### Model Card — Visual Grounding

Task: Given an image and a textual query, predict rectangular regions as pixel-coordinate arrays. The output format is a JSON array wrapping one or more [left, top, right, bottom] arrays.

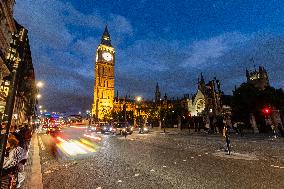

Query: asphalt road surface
[[38, 125, 284, 189]]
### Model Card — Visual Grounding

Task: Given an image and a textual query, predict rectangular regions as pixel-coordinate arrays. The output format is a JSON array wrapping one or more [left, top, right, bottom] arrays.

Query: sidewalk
[[21, 134, 43, 189]]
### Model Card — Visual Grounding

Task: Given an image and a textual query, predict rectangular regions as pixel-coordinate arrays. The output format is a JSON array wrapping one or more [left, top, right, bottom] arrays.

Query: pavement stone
[[21, 134, 43, 189]]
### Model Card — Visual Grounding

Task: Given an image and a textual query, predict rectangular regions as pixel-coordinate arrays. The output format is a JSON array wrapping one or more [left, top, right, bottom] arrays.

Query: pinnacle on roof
[[101, 25, 112, 46]]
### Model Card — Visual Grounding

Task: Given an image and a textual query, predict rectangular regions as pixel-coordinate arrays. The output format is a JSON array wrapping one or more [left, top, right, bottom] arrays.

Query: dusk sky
[[14, 0, 284, 113]]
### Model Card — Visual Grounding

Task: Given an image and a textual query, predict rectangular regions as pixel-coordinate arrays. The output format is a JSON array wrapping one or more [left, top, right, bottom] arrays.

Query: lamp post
[[135, 96, 142, 130], [0, 28, 28, 179]]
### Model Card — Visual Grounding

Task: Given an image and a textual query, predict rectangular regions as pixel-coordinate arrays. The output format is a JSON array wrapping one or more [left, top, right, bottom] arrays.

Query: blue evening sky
[[14, 0, 284, 112]]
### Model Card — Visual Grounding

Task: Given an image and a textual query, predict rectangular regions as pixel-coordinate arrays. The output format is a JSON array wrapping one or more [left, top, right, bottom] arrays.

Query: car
[[87, 125, 97, 132], [46, 125, 62, 135], [99, 122, 115, 134], [88, 122, 115, 134], [113, 122, 133, 135], [138, 125, 150, 134]]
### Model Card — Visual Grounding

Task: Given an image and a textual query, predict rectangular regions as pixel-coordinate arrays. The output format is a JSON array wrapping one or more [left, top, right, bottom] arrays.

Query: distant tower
[[155, 83, 161, 103], [246, 66, 269, 90], [92, 26, 115, 120], [198, 73, 206, 93]]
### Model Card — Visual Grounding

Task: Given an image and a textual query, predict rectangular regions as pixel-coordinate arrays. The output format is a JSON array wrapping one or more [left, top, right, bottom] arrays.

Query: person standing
[[223, 115, 231, 155]]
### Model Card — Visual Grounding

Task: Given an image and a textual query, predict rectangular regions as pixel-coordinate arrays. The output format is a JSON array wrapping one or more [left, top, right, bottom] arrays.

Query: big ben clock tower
[[92, 26, 115, 120]]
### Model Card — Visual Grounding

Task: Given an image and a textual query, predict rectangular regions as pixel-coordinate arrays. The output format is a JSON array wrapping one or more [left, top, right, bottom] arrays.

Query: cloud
[[13, 0, 284, 112], [14, 0, 133, 112], [182, 32, 248, 68], [115, 32, 284, 99]]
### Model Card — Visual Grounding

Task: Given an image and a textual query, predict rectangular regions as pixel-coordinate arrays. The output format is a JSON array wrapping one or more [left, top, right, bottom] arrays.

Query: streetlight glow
[[36, 94, 42, 99], [36, 81, 44, 88], [39, 105, 42, 109], [136, 96, 142, 102]]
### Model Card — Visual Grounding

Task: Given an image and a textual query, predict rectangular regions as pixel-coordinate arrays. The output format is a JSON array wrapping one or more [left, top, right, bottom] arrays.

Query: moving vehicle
[[138, 125, 150, 134], [87, 122, 115, 134], [113, 122, 133, 135], [99, 122, 115, 134]]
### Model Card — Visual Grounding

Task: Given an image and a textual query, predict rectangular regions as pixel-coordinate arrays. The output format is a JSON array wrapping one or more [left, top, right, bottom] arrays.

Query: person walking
[[271, 123, 277, 138], [223, 116, 231, 155]]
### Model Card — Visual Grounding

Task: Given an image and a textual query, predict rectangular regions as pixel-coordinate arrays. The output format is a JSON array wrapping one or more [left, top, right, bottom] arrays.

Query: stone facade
[[246, 66, 269, 90], [0, 0, 16, 115], [92, 26, 115, 120]]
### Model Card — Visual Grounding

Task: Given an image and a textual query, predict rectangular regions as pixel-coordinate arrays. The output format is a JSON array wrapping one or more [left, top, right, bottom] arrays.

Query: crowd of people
[[1, 123, 33, 188]]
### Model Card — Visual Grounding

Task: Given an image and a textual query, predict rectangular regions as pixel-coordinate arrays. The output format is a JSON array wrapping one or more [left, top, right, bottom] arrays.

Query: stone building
[[0, 1, 37, 125], [92, 26, 115, 120], [186, 73, 223, 117], [0, 0, 16, 114], [246, 66, 269, 90], [12, 22, 37, 124]]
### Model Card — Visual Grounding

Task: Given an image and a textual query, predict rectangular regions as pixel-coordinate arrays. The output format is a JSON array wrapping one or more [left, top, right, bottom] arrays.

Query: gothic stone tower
[[246, 66, 269, 90], [155, 83, 161, 103], [92, 26, 115, 120]]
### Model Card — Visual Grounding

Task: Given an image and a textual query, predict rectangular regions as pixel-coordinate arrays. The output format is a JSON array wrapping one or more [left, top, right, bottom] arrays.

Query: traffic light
[[262, 107, 271, 116]]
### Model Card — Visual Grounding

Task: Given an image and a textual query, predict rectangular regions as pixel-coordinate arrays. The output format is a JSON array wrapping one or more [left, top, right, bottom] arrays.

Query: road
[[37, 125, 284, 189]]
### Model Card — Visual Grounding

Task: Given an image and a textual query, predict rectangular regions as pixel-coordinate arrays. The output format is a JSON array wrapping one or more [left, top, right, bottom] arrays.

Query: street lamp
[[36, 81, 44, 88], [36, 94, 41, 99], [136, 96, 142, 102], [39, 105, 42, 109], [135, 96, 142, 130]]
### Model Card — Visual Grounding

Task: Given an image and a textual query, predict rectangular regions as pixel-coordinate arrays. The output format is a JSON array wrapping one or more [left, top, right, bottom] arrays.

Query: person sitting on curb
[[2, 135, 24, 176]]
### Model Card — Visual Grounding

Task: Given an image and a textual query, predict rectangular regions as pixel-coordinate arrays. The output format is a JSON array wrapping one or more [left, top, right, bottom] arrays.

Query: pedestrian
[[277, 123, 284, 137], [223, 116, 231, 155], [271, 124, 277, 138]]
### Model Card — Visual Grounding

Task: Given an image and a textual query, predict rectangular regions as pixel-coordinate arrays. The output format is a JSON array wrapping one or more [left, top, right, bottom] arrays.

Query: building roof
[[100, 25, 112, 46]]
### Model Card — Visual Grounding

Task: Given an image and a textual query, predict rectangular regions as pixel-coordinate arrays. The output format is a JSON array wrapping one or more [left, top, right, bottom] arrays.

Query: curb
[[30, 134, 43, 189]]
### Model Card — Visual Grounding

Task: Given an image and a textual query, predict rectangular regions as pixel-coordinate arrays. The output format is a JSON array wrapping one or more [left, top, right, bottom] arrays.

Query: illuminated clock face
[[102, 52, 113, 61]]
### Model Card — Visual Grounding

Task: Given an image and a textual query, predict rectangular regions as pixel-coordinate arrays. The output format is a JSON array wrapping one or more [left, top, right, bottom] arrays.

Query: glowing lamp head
[[36, 81, 44, 88], [136, 96, 142, 102]]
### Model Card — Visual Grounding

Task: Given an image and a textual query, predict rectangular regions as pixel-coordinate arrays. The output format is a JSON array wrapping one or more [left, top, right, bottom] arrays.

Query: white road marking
[[162, 165, 167, 168], [134, 173, 139, 177], [117, 180, 122, 183], [191, 157, 194, 159], [150, 169, 155, 172], [205, 152, 209, 155], [198, 155, 202, 157], [38, 136, 46, 151], [96, 187, 102, 189], [271, 165, 281, 168], [174, 162, 177, 164], [183, 159, 186, 162]]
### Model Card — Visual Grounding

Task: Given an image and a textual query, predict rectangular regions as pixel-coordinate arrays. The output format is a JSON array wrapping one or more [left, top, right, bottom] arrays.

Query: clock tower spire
[[101, 25, 112, 46], [92, 26, 115, 120]]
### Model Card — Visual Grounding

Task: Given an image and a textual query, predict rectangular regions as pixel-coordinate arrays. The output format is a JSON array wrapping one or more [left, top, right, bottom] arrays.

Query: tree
[[232, 83, 284, 131]]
